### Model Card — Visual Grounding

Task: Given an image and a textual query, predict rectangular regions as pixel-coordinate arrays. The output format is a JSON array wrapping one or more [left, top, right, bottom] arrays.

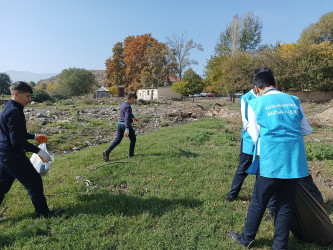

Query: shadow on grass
[[68, 191, 203, 217], [254, 234, 332, 249], [325, 199, 333, 216], [0, 224, 49, 248], [253, 237, 273, 249]]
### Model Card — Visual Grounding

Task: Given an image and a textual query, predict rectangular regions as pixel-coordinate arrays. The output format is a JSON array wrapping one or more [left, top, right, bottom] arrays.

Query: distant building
[[95, 86, 110, 98], [163, 76, 180, 86], [117, 86, 125, 97], [136, 87, 181, 101]]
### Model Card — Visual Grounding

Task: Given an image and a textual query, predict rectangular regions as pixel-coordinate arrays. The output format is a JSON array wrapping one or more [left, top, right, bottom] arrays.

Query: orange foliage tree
[[105, 42, 126, 87], [124, 34, 158, 91], [105, 33, 177, 92]]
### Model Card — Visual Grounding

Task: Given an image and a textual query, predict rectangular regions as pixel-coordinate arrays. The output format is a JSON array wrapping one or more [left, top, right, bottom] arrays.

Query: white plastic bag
[[30, 143, 54, 176]]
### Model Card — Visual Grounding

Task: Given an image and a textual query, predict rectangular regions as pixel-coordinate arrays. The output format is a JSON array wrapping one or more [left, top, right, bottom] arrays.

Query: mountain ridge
[[5, 70, 58, 83], [3, 70, 107, 87]]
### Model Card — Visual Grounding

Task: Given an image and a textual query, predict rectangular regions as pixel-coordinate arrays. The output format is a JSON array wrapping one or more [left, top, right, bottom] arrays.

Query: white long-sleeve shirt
[[240, 89, 257, 131]]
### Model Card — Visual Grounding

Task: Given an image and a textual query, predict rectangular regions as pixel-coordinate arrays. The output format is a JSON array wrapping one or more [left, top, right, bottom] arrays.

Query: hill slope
[[38, 70, 107, 86]]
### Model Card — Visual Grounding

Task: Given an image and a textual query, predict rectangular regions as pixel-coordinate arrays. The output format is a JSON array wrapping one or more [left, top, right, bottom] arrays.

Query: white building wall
[[137, 87, 181, 100], [157, 87, 182, 99], [137, 89, 158, 100]]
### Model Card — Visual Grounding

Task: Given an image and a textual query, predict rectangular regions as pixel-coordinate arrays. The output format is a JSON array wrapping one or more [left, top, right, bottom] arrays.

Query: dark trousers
[[241, 175, 299, 250], [0, 152, 49, 216], [106, 124, 136, 156], [227, 151, 252, 199], [228, 141, 276, 211]]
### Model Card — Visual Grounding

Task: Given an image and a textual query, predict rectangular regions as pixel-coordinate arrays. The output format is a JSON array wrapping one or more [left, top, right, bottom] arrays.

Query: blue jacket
[[240, 90, 257, 154], [248, 92, 309, 179], [119, 101, 134, 128], [0, 100, 39, 153]]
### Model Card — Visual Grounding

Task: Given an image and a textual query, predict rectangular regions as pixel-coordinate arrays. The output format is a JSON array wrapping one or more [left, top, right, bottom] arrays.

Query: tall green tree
[[172, 68, 204, 96], [298, 11, 333, 45], [255, 41, 333, 91], [215, 11, 262, 55], [0, 73, 12, 95], [56, 68, 96, 96], [205, 53, 255, 101], [166, 32, 203, 80]]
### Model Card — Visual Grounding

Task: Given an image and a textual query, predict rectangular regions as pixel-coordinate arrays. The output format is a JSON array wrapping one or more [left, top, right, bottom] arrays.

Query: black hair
[[127, 92, 136, 99], [10, 81, 33, 95], [252, 67, 276, 89]]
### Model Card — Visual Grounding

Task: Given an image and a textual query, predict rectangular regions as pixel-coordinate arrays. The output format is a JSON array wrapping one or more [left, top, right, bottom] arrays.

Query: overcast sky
[[1, 0, 332, 76]]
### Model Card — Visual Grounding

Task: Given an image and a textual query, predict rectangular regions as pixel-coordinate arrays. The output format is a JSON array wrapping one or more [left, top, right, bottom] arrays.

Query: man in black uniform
[[0, 81, 62, 218]]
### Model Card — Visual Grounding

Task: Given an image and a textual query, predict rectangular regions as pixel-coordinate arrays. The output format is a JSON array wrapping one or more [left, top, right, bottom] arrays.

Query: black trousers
[[241, 175, 299, 249], [106, 124, 136, 156], [227, 151, 253, 199], [0, 151, 49, 216], [228, 139, 277, 210]]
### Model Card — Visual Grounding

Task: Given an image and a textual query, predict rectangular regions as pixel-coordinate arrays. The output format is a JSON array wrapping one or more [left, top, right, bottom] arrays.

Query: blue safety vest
[[240, 90, 257, 155], [248, 92, 309, 179]]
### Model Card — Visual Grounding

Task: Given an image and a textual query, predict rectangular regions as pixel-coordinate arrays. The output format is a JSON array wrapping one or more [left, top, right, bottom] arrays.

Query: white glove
[[38, 149, 51, 163]]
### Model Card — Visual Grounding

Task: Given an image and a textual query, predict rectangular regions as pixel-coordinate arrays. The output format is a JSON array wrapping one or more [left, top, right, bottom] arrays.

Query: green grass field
[[0, 118, 332, 249]]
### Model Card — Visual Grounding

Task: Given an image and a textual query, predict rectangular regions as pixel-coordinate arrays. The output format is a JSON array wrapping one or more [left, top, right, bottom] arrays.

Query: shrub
[[32, 89, 52, 103], [52, 94, 69, 102], [107, 86, 118, 96], [160, 121, 169, 127], [136, 99, 151, 105], [43, 100, 53, 106], [305, 142, 333, 161]]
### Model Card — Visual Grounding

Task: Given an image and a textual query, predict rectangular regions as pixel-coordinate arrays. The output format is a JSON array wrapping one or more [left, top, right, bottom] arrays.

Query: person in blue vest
[[0, 81, 63, 218], [103, 93, 139, 161], [229, 67, 312, 249], [224, 89, 277, 220]]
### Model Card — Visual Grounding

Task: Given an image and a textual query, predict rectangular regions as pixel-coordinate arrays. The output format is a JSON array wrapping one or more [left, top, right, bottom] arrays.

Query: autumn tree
[[298, 11, 333, 45], [123, 34, 159, 91], [107, 86, 118, 96], [141, 43, 177, 88], [35, 82, 48, 91], [166, 32, 203, 80], [255, 41, 333, 91], [105, 42, 126, 87], [0, 73, 11, 95], [215, 11, 262, 55], [46, 81, 57, 94], [106, 33, 178, 91]]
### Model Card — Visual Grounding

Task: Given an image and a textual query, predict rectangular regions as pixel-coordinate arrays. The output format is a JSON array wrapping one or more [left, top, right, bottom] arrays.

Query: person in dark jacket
[[103, 93, 139, 161], [0, 81, 62, 219]]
